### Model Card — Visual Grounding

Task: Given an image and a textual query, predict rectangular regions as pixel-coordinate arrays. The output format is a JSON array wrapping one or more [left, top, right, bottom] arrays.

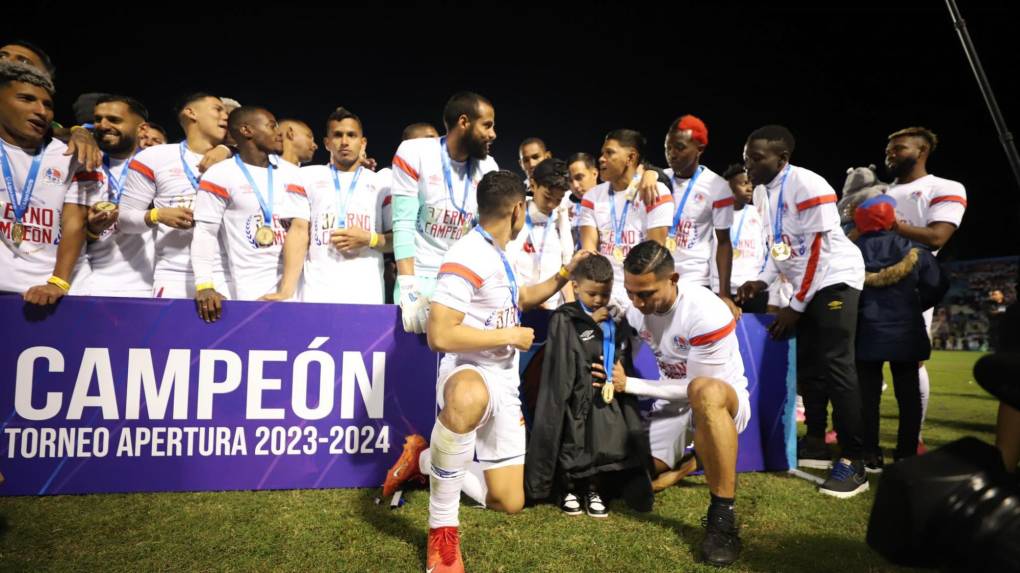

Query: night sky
[[5, 1, 1018, 261]]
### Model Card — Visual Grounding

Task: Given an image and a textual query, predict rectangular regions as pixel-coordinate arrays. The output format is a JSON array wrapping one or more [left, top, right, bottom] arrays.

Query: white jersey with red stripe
[[276, 164, 391, 304], [120, 143, 232, 288], [193, 155, 306, 300], [885, 174, 967, 254], [711, 204, 767, 295], [579, 181, 674, 301], [664, 166, 734, 286], [506, 199, 574, 309], [431, 229, 521, 373], [624, 283, 747, 399], [81, 155, 155, 296], [390, 138, 499, 278], [0, 138, 93, 294], [758, 164, 864, 312]]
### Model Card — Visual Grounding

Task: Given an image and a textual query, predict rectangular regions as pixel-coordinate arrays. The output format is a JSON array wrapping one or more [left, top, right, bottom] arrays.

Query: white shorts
[[152, 273, 233, 299], [923, 307, 934, 342], [437, 358, 525, 471], [647, 384, 751, 469]]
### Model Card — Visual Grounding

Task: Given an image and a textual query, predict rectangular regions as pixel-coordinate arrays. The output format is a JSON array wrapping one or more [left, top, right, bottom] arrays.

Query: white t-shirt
[[194, 156, 306, 300], [390, 138, 499, 278], [278, 164, 391, 304], [885, 174, 967, 254], [579, 181, 674, 301], [624, 283, 748, 400], [757, 164, 864, 312], [507, 199, 573, 309], [711, 204, 766, 295], [120, 142, 232, 287], [83, 155, 155, 295], [432, 229, 521, 373], [664, 166, 734, 286], [0, 138, 92, 294]]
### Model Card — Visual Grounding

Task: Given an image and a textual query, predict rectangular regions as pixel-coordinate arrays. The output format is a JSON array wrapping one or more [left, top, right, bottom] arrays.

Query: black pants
[[797, 283, 864, 460], [857, 360, 921, 460]]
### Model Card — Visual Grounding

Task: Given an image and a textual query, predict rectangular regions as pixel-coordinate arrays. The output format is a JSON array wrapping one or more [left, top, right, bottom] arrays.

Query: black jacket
[[525, 301, 652, 510], [854, 231, 949, 362]]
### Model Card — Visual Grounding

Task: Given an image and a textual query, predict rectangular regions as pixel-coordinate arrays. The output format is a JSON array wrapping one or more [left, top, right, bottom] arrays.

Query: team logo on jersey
[[693, 192, 706, 203], [911, 191, 923, 200], [673, 335, 690, 351], [44, 168, 63, 184], [580, 329, 596, 342]]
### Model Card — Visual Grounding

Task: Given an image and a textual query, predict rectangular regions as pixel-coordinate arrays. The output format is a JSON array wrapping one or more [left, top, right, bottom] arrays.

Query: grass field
[[0, 351, 999, 573]]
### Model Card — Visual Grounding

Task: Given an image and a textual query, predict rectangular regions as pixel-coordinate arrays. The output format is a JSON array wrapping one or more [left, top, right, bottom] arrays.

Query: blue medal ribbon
[[474, 225, 521, 322], [178, 142, 202, 191], [668, 165, 705, 242], [234, 155, 275, 227], [0, 142, 44, 226], [524, 205, 554, 265], [330, 164, 362, 229], [731, 205, 748, 249], [101, 152, 137, 204], [578, 299, 617, 385], [439, 136, 472, 217], [608, 189, 631, 250], [772, 165, 793, 246]]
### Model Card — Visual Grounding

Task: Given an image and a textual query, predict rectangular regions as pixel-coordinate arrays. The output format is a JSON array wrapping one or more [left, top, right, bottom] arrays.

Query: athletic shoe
[[382, 434, 427, 498], [700, 504, 741, 566], [560, 492, 582, 516], [425, 526, 464, 573], [864, 452, 884, 474], [917, 438, 928, 455], [585, 491, 609, 518], [797, 435, 832, 469], [818, 458, 870, 498]]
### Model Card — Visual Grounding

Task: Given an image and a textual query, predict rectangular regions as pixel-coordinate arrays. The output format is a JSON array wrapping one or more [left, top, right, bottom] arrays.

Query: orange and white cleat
[[382, 433, 428, 498], [426, 526, 464, 573]]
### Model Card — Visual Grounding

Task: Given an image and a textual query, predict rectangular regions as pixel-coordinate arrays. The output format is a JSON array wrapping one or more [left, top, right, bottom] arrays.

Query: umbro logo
[[828, 301, 843, 311], [580, 329, 595, 342]]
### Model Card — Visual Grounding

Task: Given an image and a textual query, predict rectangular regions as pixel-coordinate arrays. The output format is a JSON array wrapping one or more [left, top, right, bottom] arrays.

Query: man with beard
[[518, 136, 551, 189], [883, 126, 967, 453], [118, 93, 233, 299], [390, 91, 499, 333], [191, 106, 306, 321], [280, 118, 317, 166], [270, 107, 392, 304], [736, 125, 868, 497], [80, 95, 155, 297]]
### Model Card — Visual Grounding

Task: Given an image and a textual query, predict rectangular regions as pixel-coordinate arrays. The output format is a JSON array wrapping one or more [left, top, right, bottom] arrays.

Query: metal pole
[[945, 0, 1020, 190]]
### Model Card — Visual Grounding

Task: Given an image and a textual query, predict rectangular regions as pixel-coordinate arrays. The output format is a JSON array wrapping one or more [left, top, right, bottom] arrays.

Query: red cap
[[854, 200, 896, 234], [676, 115, 708, 146]]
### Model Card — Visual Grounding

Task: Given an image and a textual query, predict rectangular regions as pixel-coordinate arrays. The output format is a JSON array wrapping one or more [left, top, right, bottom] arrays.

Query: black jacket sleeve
[[641, 162, 673, 189], [915, 248, 949, 311], [525, 312, 577, 501]]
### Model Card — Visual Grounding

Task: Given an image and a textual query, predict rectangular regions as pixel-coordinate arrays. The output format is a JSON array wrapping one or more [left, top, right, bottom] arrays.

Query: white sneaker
[[586, 491, 609, 518], [560, 492, 582, 516]]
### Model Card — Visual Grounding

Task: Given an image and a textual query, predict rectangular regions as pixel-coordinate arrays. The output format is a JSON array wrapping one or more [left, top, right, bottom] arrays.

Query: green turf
[[0, 351, 998, 572]]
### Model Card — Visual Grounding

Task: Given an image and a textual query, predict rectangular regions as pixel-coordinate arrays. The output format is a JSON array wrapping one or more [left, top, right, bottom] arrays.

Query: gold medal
[[255, 225, 275, 247], [733, 248, 741, 260], [602, 380, 615, 404], [94, 201, 117, 212], [613, 246, 625, 262], [11, 222, 24, 247], [771, 242, 791, 261], [666, 237, 677, 252]]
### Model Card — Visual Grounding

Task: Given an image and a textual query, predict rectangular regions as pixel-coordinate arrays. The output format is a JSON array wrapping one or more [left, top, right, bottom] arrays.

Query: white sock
[[918, 364, 930, 439], [420, 446, 488, 507], [427, 419, 475, 529]]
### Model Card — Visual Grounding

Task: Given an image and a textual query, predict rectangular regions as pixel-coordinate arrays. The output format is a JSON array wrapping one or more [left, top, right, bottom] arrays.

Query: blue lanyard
[[439, 136, 472, 216], [330, 164, 362, 229], [101, 152, 136, 204], [731, 206, 748, 248], [579, 299, 616, 383], [0, 142, 44, 224], [772, 165, 793, 245], [608, 189, 631, 247], [474, 226, 521, 321], [178, 142, 202, 191], [234, 155, 274, 226], [524, 205, 555, 263], [669, 165, 704, 238]]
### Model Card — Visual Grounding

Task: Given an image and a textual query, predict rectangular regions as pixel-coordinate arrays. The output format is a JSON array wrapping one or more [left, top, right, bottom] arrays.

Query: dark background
[[4, 1, 1018, 261]]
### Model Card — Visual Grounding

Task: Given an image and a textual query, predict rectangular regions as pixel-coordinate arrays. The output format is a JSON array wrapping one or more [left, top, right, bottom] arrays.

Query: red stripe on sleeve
[[645, 194, 674, 213], [128, 159, 156, 182], [392, 155, 419, 181], [285, 184, 306, 196], [930, 195, 967, 207], [580, 199, 595, 210], [382, 195, 392, 206], [199, 180, 229, 199], [439, 262, 483, 288], [712, 197, 735, 209], [690, 319, 736, 346], [72, 171, 103, 182], [795, 233, 823, 303], [795, 194, 836, 211]]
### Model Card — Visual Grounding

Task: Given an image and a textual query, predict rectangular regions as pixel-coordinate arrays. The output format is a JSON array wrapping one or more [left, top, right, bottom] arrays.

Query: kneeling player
[[596, 240, 748, 567]]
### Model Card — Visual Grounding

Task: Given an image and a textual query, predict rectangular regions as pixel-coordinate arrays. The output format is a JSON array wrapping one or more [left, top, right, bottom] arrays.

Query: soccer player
[[118, 93, 233, 299], [280, 118, 317, 166], [419, 170, 590, 572], [1, 61, 94, 300], [883, 126, 967, 451], [712, 164, 767, 313], [518, 136, 551, 188], [736, 125, 868, 498], [390, 91, 498, 333], [270, 107, 391, 304], [579, 128, 673, 309], [191, 106, 306, 320], [138, 122, 167, 148], [596, 240, 749, 566], [565, 151, 600, 243]]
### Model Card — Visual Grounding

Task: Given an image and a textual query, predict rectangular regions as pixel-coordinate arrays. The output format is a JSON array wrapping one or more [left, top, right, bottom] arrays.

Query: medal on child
[[601, 317, 617, 404], [234, 155, 276, 249], [1, 142, 44, 249], [770, 165, 793, 261]]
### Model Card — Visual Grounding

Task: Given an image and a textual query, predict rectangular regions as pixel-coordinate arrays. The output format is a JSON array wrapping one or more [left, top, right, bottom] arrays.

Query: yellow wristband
[[47, 276, 71, 292], [558, 266, 571, 280], [69, 125, 89, 135], [149, 208, 160, 224], [85, 227, 101, 240], [195, 282, 215, 292], [369, 231, 380, 248]]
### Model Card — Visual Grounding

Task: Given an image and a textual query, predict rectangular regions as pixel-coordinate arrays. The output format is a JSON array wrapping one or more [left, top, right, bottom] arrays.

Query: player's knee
[[489, 488, 525, 514], [689, 377, 728, 412], [441, 372, 489, 431]]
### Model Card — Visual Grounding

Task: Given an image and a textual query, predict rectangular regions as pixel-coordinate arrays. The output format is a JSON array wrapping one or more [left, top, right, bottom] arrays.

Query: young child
[[714, 164, 769, 313], [525, 254, 652, 517], [854, 195, 948, 469]]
